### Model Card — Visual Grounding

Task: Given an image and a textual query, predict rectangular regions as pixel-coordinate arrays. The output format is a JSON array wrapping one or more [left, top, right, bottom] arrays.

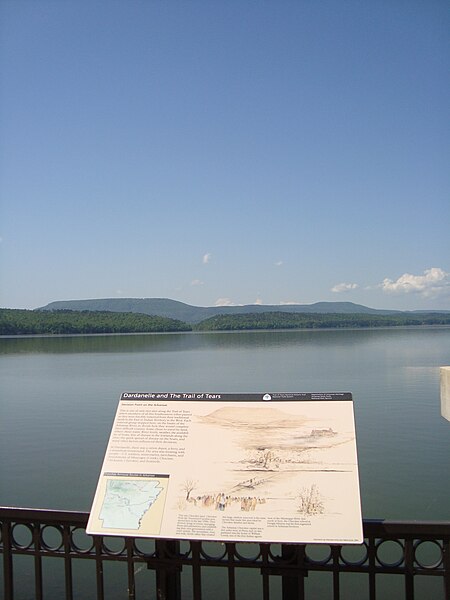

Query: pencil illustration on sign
[[175, 405, 355, 518]]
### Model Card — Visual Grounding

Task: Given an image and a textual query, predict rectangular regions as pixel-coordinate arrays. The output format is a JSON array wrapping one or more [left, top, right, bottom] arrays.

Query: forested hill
[[194, 312, 450, 331], [1, 308, 449, 335], [39, 297, 401, 324], [0, 309, 190, 335]]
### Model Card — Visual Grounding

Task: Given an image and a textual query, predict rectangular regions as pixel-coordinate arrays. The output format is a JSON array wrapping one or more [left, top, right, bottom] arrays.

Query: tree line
[[0, 309, 191, 335], [1, 308, 449, 335], [194, 311, 450, 331]]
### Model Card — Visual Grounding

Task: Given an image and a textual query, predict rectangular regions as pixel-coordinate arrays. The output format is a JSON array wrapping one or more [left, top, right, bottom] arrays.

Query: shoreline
[[1, 323, 450, 340]]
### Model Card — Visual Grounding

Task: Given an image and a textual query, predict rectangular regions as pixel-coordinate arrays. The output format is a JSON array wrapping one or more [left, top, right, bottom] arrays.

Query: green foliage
[[194, 311, 450, 331], [1, 309, 449, 336], [0, 309, 191, 335]]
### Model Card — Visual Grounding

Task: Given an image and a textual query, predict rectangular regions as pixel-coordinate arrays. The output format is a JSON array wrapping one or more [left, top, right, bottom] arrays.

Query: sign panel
[[87, 392, 363, 544]]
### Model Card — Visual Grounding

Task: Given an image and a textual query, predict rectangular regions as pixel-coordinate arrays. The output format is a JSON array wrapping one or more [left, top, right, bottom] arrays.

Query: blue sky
[[1, 1, 449, 310]]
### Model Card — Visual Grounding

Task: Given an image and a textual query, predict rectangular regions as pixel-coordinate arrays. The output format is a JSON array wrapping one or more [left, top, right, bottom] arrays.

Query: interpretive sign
[[87, 392, 363, 544]]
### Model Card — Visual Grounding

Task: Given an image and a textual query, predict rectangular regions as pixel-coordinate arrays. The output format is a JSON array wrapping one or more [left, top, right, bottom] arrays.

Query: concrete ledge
[[440, 366, 450, 421]]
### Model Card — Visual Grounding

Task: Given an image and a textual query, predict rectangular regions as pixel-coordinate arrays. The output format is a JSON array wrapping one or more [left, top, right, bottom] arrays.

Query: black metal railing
[[1, 507, 449, 600]]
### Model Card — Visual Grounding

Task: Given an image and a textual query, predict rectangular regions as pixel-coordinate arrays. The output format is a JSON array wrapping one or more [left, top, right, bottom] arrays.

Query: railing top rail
[[2, 506, 450, 537], [0, 506, 88, 525]]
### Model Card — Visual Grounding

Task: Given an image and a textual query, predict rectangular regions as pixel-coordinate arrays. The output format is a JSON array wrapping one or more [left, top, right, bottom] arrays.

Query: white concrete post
[[440, 366, 450, 421]]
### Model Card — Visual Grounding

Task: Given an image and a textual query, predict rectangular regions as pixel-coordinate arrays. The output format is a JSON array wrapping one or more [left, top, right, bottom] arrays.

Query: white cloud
[[254, 298, 263, 305], [202, 253, 211, 264], [380, 267, 450, 298], [215, 297, 237, 306], [331, 282, 359, 293], [275, 260, 283, 267], [279, 301, 301, 305], [190, 279, 204, 286]]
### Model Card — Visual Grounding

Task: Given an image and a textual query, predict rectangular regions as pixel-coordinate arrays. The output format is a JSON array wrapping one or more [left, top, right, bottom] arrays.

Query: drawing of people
[[217, 493, 226, 511]]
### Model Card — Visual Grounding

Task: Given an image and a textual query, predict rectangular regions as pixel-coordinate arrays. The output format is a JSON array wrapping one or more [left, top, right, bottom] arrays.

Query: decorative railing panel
[[1, 507, 449, 600]]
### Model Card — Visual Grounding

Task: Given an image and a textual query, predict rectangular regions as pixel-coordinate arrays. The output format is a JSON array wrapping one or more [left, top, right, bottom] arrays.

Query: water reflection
[[1, 326, 448, 355]]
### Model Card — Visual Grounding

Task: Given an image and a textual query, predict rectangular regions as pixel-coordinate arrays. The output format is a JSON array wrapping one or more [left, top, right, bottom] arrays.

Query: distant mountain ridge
[[38, 297, 410, 324]]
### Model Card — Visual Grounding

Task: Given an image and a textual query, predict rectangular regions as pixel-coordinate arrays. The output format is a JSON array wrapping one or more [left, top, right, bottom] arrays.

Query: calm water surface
[[1, 327, 449, 523]]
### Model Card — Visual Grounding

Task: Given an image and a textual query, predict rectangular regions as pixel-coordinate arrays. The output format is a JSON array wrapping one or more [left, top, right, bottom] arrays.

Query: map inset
[[99, 477, 166, 530]]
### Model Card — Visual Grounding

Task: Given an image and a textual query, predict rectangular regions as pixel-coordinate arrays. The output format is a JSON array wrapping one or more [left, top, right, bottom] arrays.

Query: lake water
[[1, 326, 449, 522]]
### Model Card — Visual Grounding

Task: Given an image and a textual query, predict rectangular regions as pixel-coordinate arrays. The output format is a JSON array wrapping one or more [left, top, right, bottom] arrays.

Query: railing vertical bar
[[368, 534, 377, 600], [126, 538, 136, 600], [281, 544, 306, 600], [191, 541, 202, 600], [63, 524, 73, 600], [443, 537, 450, 600], [94, 536, 105, 600], [295, 545, 306, 600], [332, 546, 340, 600], [2, 518, 14, 600], [226, 543, 236, 600], [261, 544, 271, 600], [168, 540, 181, 600], [155, 539, 167, 600], [154, 539, 181, 600], [404, 538, 414, 600], [33, 521, 43, 600]]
